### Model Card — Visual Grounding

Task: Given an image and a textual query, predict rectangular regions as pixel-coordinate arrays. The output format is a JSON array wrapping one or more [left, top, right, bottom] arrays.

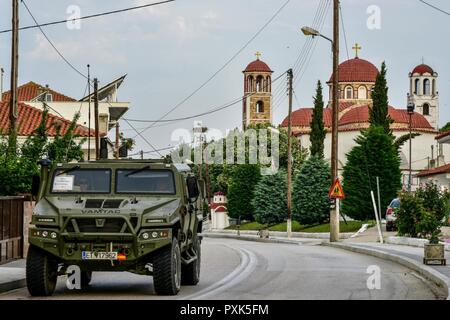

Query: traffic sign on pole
[[329, 178, 345, 199]]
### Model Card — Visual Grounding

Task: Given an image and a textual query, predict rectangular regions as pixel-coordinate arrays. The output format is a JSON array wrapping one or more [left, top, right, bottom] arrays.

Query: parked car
[[386, 198, 400, 231]]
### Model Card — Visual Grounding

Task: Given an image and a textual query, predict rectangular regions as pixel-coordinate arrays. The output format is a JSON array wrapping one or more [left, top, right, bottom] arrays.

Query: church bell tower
[[409, 62, 439, 130], [242, 52, 273, 129]]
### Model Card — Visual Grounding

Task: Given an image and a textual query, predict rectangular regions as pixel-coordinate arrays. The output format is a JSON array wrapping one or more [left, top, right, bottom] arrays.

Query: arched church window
[[423, 103, 430, 116], [248, 76, 254, 92], [256, 76, 264, 92], [414, 79, 420, 94], [424, 79, 431, 95], [256, 101, 264, 113], [345, 86, 353, 99], [358, 86, 367, 99]]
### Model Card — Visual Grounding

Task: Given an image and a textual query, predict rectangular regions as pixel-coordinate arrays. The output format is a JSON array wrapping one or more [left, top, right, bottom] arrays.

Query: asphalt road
[[0, 238, 438, 300]]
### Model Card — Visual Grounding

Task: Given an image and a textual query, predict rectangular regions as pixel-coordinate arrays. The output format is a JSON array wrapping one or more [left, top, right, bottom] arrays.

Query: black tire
[[181, 236, 201, 285], [81, 271, 92, 289], [26, 246, 58, 297], [153, 238, 181, 295]]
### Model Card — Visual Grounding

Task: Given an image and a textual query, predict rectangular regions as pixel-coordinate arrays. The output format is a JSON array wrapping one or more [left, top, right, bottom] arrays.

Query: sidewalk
[[0, 259, 26, 294], [324, 226, 450, 300]]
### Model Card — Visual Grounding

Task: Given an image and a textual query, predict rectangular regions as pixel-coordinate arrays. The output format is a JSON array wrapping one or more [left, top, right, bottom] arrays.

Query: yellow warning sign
[[329, 178, 345, 199]]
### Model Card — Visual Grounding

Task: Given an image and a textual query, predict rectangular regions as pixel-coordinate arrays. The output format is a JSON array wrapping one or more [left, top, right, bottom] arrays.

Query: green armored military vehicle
[[26, 159, 205, 296]]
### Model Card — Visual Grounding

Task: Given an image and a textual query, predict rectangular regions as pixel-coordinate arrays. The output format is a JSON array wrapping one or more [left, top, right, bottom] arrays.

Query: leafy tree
[[292, 156, 330, 225], [309, 81, 326, 158], [227, 164, 261, 220], [252, 169, 287, 225], [369, 62, 392, 135], [46, 112, 85, 163], [440, 122, 450, 132], [342, 126, 401, 221]]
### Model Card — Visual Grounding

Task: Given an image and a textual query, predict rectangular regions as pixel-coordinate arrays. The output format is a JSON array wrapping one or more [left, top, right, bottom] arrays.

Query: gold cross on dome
[[255, 51, 262, 60], [352, 43, 362, 58]]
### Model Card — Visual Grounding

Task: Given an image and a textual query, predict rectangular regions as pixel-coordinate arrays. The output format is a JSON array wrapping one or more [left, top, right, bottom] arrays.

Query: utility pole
[[93, 78, 100, 160], [9, 0, 19, 140], [140, 150, 144, 160], [330, 0, 340, 242], [286, 68, 293, 238], [87, 65, 91, 160], [115, 122, 120, 159]]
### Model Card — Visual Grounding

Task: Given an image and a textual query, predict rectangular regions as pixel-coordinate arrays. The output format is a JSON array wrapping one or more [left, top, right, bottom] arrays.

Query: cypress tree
[[309, 81, 326, 158], [292, 156, 330, 225], [252, 169, 287, 225], [369, 62, 393, 134], [227, 164, 261, 220]]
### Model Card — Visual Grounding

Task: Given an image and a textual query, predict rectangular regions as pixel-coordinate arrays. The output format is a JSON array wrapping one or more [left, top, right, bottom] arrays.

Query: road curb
[[0, 277, 26, 294], [207, 229, 353, 239], [200, 232, 301, 245], [323, 242, 450, 300]]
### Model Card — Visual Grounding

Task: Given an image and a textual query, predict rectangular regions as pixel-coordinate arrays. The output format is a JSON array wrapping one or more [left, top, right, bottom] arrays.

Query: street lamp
[[302, 12, 340, 242], [407, 94, 415, 192], [301, 27, 333, 44]]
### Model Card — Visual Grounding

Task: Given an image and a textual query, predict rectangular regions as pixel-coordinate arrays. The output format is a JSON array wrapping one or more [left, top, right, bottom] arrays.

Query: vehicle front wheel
[[26, 246, 58, 296], [181, 236, 201, 285], [153, 238, 181, 295]]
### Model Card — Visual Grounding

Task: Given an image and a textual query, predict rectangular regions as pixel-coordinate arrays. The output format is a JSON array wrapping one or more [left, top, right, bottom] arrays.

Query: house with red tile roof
[[0, 75, 129, 159], [273, 49, 444, 190]]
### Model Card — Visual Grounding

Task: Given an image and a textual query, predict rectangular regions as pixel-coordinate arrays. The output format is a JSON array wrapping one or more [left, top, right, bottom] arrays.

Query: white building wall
[[419, 173, 450, 191], [298, 130, 446, 186]]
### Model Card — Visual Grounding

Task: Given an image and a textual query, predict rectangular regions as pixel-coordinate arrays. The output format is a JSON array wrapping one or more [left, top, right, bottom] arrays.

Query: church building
[[242, 48, 448, 190]]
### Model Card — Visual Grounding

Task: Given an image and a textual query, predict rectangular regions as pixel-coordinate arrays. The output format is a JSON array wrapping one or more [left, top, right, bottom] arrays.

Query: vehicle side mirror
[[186, 176, 199, 200], [31, 175, 40, 197]]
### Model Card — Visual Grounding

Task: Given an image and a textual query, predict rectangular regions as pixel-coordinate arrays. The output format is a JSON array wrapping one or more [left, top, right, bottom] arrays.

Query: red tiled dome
[[328, 58, 379, 83], [339, 105, 433, 129], [411, 64, 434, 75], [243, 59, 273, 73]]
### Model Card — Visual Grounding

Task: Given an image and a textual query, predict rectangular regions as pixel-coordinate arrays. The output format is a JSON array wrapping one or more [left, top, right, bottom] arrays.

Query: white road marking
[[181, 244, 257, 300]]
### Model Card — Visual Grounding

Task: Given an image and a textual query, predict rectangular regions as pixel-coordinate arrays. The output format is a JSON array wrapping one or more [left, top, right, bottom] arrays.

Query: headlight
[[51, 232, 57, 239], [142, 232, 149, 240], [42, 231, 48, 237], [151, 232, 158, 238]]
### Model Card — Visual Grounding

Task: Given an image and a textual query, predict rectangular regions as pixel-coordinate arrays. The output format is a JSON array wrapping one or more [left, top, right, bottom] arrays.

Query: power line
[[339, 3, 350, 60], [122, 118, 164, 157], [124, 71, 288, 123], [418, 0, 450, 16], [132, 0, 291, 138], [0, 0, 176, 34], [21, 0, 89, 80]]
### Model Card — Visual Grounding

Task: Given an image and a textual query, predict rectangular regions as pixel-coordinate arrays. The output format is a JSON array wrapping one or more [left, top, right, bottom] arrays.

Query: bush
[[252, 169, 287, 225], [396, 183, 449, 243], [292, 156, 330, 225], [396, 192, 424, 238]]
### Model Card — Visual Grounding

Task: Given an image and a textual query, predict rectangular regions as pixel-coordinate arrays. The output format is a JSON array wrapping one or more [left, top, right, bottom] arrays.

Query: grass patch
[[226, 220, 375, 233]]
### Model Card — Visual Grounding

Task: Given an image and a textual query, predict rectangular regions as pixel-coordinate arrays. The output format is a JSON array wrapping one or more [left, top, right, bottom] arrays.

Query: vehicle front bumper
[[28, 227, 172, 265]]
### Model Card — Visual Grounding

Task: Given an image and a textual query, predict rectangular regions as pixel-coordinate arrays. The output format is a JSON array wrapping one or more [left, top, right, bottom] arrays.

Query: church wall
[[297, 130, 447, 181]]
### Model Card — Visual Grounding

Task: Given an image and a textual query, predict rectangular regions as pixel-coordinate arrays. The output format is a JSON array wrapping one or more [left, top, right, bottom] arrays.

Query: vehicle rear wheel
[[26, 246, 58, 296], [181, 236, 201, 285], [153, 238, 181, 295]]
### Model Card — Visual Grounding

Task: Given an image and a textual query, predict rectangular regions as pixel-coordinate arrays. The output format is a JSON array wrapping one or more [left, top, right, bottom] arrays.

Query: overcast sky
[[0, 0, 449, 155]]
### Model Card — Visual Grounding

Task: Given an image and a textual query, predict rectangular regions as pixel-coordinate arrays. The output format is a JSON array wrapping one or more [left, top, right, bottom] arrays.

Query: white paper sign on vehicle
[[53, 175, 74, 191]]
